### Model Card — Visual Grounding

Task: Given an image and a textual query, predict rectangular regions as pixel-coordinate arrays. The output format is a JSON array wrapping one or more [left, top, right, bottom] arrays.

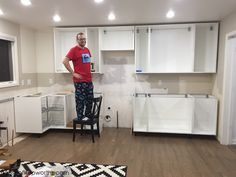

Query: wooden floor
[[3, 128, 236, 177]]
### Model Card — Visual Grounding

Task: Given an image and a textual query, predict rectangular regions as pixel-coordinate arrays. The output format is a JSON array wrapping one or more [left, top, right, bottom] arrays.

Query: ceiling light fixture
[[53, 14, 61, 22], [0, 9, 3, 16], [21, 0, 32, 6], [94, 0, 104, 3], [108, 12, 116, 21], [166, 10, 175, 18]]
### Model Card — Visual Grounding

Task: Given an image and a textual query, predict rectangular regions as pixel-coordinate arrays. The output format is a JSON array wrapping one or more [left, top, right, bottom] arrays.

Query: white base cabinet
[[15, 93, 76, 134], [15, 95, 49, 133], [133, 94, 217, 135], [192, 95, 218, 135]]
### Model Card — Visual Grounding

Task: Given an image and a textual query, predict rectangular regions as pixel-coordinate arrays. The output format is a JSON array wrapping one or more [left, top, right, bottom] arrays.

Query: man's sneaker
[[82, 117, 89, 121]]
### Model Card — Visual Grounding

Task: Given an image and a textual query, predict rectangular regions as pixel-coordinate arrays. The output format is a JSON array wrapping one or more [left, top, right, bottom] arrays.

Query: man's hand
[[73, 73, 82, 79]]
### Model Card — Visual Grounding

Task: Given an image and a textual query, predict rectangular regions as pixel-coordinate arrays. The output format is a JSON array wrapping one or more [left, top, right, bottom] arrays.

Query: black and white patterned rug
[[0, 160, 127, 177]]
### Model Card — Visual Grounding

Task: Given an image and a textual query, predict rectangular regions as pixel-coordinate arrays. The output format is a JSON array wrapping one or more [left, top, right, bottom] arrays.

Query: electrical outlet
[[158, 80, 162, 86]]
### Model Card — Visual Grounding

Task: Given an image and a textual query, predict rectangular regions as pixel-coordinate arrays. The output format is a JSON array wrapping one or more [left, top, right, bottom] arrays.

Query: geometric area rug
[[0, 160, 128, 177]]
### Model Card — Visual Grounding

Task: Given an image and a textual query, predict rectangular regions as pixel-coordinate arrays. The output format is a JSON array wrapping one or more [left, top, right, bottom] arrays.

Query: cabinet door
[[149, 24, 195, 73], [54, 28, 87, 73], [15, 97, 43, 133], [194, 23, 218, 73], [135, 26, 149, 73], [133, 94, 148, 132], [99, 26, 134, 51], [148, 95, 193, 133], [87, 28, 100, 73], [192, 96, 217, 135]]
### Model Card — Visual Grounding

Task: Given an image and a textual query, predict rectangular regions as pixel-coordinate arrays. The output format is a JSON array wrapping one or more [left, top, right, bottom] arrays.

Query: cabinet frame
[[135, 22, 219, 73], [133, 94, 218, 135]]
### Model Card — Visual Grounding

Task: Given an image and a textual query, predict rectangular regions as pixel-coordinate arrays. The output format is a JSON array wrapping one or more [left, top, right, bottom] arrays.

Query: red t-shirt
[[66, 46, 92, 83]]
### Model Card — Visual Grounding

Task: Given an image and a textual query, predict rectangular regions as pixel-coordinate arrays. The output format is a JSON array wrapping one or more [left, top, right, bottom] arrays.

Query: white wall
[[0, 18, 20, 40], [20, 26, 37, 73], [36, 31, 54, 73], [0, 18, 38, 143], [101, 51, 135, 128]]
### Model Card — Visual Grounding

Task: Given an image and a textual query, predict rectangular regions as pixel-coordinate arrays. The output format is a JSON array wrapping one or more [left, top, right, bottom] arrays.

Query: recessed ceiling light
[[108, 12, 116, 21], [53, 14, 61, 22], [94, 0, 104, 3], [166, 10, 175, 18], [21, 0, 32, 6], [0, 9, 3, 16]]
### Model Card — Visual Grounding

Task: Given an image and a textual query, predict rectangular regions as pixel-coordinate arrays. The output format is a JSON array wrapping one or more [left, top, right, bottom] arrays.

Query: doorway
[[222, 32, 236, 145]]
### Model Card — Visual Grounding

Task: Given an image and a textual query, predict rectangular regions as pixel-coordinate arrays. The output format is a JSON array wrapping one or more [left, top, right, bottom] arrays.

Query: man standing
[[63, 32, 93, 120]]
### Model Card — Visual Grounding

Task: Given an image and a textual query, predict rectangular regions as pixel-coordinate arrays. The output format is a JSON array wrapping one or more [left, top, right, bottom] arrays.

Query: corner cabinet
[[133, 94, 217, 135], [15, 95, 49, 133], [135, 23, 219, 73], [15, 93, 76, 134]]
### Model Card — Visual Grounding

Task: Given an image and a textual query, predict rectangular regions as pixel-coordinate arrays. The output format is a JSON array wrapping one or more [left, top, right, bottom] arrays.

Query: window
[[0, 32, 19, 88]]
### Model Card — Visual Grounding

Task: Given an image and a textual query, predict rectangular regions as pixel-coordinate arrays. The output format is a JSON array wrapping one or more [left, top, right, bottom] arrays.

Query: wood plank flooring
[[2, 128, 236, 177]]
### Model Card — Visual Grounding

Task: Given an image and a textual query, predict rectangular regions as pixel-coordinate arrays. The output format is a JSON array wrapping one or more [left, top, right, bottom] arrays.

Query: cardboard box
[[0, 159, 17, 169]]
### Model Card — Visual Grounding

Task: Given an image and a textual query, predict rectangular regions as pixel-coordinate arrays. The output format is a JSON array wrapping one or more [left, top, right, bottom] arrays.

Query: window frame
[[0, 32, 19, 88]]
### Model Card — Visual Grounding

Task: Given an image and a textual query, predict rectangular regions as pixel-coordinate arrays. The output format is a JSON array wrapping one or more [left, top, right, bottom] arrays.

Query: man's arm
[[62, 57, 82, 79], [63, 57, 74, 73]]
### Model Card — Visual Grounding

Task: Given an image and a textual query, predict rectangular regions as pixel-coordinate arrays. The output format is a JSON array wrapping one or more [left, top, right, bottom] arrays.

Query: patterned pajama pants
[[74, 82, 94, 120]]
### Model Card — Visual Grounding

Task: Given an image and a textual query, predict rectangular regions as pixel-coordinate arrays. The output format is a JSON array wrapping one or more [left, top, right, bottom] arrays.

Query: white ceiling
[[1, 0, 236, 30]]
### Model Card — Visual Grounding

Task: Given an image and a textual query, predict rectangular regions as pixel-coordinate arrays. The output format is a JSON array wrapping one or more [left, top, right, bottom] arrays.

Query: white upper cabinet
[[135, 26, 149, 73], [99, 26, 135, 51], [54, 27, 102, 73], [194, 23, 218, 73], [54, 27, 86, 73], [135, 23, 219, 73], [53, 23, 218, 74], [149, 24, 195, 73]]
